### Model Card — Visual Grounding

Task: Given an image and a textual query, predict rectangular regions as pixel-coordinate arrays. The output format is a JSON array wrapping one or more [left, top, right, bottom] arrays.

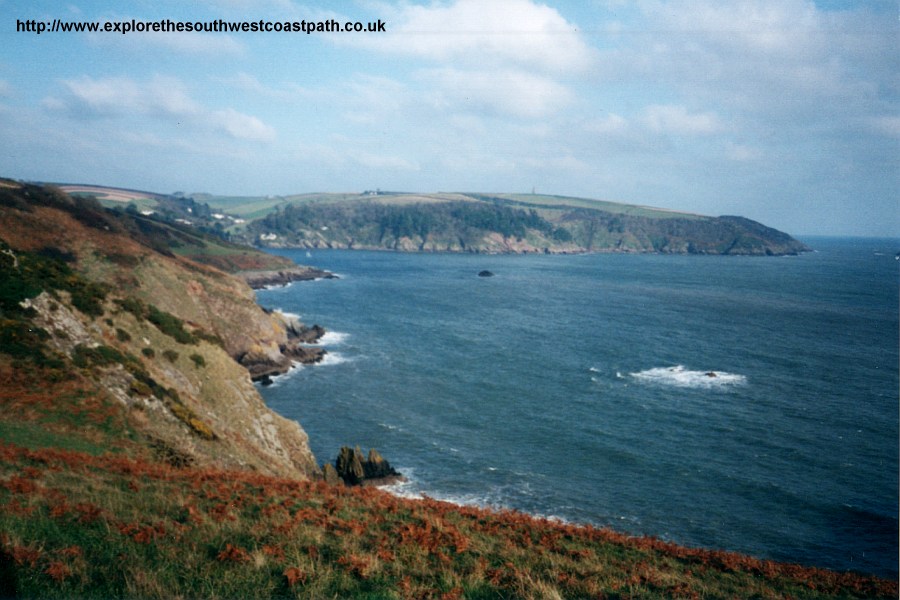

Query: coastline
[[254, 242, 811, 257], [251, 247, 898, 583], [238, 265, 338, 290]]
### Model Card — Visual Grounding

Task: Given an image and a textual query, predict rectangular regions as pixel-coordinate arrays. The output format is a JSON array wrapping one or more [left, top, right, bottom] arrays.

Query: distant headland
[[55, 183, 810, 256]]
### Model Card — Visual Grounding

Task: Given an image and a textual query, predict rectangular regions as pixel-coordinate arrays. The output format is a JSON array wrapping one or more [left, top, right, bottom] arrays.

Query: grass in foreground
[[1, 442, 895, 600]]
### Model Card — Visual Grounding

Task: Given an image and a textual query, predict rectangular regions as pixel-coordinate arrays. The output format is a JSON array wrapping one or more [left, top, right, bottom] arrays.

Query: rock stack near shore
[[328, 446, 403, 487]]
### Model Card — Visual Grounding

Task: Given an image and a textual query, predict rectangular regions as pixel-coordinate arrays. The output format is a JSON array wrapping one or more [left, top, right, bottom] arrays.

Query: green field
[[193, 191, 703, 222]]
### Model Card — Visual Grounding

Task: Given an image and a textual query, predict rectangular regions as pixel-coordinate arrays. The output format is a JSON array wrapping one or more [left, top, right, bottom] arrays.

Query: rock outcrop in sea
[[332, 446, 403, 487]]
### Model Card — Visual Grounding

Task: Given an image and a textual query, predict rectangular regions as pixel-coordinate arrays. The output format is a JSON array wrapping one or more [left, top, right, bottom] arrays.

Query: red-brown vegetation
[[1, 438, 896, 599]]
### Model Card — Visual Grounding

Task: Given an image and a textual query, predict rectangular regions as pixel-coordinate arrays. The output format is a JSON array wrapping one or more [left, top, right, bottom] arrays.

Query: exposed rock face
[[292, 324, 326, 344], [0, 182, 322, 480], [333, 446, 402, 486], [241, 312, 327, 381]]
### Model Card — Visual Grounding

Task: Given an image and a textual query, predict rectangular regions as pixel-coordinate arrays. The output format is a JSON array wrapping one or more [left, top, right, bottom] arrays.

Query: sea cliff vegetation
[[57, 183, 810, 256], [0, 180, 892, 599], [212, 191, 809, 256]]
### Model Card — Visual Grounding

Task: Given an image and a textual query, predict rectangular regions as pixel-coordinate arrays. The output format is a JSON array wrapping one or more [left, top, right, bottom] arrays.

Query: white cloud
[[586, 113, 629, 135], [868, 115, 900, 139], [47, 75, 275, 142], [54, 75, 201, 117], [646, 0, 823, 56], [420, 67, 574, 118], [211, 108, 277, 142], [725, 143, 763, 162], [348, 0, 594, 73], [641, 105, 724, 136], [145, 33, 245, 57]]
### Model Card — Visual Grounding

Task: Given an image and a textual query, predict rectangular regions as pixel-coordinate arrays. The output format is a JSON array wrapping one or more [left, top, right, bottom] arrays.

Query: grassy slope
[[194, 191, 695, 222], [491, 193, 704, 220], [2, 438, 896, 600]]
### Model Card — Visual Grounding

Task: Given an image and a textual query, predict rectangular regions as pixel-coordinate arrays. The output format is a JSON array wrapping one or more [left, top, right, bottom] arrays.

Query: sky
[[1, 0, 897, 236]]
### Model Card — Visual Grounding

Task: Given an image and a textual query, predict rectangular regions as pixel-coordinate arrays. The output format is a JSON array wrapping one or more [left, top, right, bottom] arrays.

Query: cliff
[[0, 179, 319, 479]]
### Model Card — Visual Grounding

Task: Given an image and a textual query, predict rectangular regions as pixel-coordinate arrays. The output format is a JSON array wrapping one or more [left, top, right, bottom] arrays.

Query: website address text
[[17, 18, 386, 35]]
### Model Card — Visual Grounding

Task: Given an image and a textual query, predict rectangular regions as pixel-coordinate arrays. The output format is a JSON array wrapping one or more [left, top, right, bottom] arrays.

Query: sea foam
[[317, 351, 351, 366], [630, 365, 746, 389], [315, 331, 349, 346]]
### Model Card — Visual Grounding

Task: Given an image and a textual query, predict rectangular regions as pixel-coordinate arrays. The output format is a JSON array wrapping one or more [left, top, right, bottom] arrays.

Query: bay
[[257, 238, 899, 578]]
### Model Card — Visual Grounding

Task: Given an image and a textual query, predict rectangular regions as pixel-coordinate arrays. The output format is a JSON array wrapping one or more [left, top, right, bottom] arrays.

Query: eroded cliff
[[0, 180, 319, 479]]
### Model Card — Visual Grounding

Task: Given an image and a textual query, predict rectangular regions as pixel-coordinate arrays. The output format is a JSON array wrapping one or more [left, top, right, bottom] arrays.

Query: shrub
[[1, 243, 106, 318], [141, 347, 155, 358], [129, 380, 153, 397], [0, 319, 60, 367], [115, 328, 131, 342], [146, 305, 196, 345], [71, 344, 127, 369], [115, 297, 146, 320], [189, 354, 205, 368], [162, 350, 179, 363]]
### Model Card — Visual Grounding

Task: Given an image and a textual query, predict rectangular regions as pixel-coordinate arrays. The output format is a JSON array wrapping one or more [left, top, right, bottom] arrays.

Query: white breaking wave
[[315, 331, 349, 346], [317, 351, 351, 366], [630, 365, 746, 389], [255, 361, 304, 388]]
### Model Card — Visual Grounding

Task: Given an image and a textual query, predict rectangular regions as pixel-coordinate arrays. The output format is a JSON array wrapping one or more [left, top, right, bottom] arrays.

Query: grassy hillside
[[0, 181, 890, 599], [188, 190, 808, 256], [3, 442, 895, 600], [52, 184, 809, 255], [0, 179, 320, 480]]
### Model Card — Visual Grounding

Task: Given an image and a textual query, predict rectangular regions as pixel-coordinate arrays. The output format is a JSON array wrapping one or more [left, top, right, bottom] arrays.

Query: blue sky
[[1, 0, 897, 236]]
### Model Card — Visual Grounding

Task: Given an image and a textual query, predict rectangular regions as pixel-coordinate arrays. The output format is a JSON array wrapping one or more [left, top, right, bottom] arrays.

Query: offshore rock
[[335, 446, 366, 486], [478, 270, 495, 277], [333, 446, 402, 487]]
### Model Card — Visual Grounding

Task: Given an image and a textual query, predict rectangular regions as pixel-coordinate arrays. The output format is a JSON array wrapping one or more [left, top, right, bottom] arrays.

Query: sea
[[255, 238, 899, 579]]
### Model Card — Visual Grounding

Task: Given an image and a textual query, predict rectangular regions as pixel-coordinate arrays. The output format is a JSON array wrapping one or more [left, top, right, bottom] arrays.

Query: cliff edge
[[0, 179, 319, 479]]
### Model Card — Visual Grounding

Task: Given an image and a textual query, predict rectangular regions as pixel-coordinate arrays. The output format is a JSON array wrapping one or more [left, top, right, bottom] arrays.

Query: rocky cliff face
[[0, 180, 320, 479]]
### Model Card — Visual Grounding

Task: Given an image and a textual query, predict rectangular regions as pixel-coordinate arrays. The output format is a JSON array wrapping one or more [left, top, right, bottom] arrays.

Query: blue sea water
[[256, 238, 899, 579]]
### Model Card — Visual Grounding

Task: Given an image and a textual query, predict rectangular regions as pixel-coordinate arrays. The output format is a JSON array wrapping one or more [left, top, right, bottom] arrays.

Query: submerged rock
[[478, 270, 494, 277]]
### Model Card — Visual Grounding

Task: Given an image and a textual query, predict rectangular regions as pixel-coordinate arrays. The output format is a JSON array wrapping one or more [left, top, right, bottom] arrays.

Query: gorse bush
[[115, 296, 221, 347], [146, 305, 196, 345], [0, 240, 107, 319]]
